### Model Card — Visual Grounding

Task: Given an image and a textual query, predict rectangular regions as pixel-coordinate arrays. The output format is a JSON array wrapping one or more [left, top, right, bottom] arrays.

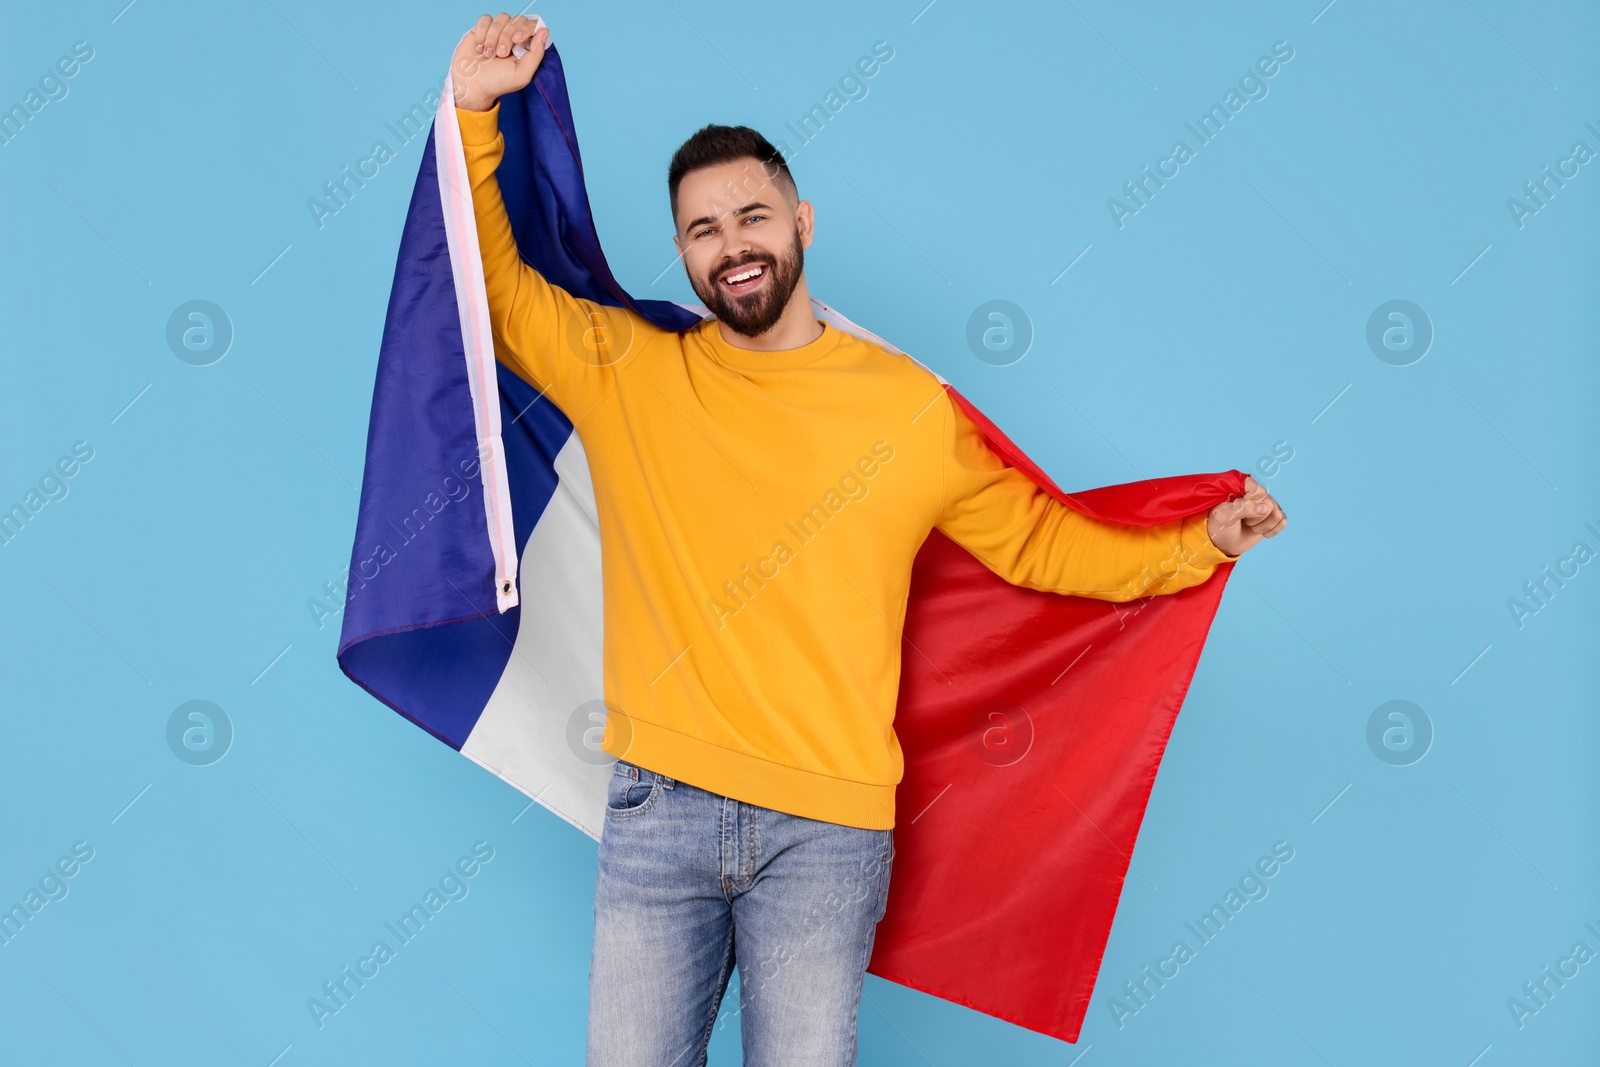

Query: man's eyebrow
[[681, 201, 773, 235]]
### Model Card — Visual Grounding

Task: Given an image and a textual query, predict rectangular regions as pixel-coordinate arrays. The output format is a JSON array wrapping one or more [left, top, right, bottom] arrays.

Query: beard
[[690, 229, 805, 339]]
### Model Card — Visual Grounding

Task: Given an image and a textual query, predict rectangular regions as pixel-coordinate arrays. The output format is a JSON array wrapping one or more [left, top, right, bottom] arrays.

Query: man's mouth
[[719, 262, 768, 294]]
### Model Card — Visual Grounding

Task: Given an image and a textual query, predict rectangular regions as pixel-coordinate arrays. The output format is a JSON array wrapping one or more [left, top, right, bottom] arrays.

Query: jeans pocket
[[605, 763, 660, 818]]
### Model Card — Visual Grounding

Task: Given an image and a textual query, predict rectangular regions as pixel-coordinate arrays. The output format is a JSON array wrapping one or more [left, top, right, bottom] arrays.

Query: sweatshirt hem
[[605, 714, 897, 830]]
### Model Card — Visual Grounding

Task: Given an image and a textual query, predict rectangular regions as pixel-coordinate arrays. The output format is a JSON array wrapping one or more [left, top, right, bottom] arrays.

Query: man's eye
[[695, 228, 714, 238], [744, 215, 765, 224]]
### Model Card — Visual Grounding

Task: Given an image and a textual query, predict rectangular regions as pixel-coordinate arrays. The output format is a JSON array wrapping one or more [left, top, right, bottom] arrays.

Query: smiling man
[[670, 125, 813, 341], [451, 13, 1285, 1067]]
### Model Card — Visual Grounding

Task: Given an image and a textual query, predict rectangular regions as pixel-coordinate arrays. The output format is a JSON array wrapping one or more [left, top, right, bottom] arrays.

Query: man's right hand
[[452, 13, 549, 112]]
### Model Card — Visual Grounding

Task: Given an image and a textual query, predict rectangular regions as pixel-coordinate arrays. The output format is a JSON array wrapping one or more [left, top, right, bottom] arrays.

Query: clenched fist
[[452, 13, 549, 112], [1205, 475, 1286, 557]]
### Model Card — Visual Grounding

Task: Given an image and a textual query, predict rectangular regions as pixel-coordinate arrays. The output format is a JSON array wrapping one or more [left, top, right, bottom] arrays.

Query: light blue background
[[2, 1, 1596, 1063]]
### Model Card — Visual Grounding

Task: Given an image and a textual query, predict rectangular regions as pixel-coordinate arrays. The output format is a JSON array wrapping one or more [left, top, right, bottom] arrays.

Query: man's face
[[673, 158, 812, 339]]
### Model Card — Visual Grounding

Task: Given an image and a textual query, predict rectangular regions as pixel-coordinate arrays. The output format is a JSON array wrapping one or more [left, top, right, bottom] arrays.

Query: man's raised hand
[[1205, 475, 1286, 558], [452, 13, 548, 112]]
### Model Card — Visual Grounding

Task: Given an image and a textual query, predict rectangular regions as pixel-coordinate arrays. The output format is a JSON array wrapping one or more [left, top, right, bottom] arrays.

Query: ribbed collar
[[694, 317, 843, 372]]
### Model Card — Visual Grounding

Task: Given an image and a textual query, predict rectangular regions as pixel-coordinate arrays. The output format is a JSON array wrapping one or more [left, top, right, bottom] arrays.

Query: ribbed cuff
[[455, 100, 502, 145], [1181, 511, 1238, 568]]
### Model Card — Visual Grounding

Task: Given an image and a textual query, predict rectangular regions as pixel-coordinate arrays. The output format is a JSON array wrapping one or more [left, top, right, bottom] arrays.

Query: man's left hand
[[1206, 475, 1286, 558]]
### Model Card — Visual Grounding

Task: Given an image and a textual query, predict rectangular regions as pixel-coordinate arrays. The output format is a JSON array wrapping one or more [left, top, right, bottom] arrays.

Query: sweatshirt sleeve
[[933, 392, 1238, 601], [456, 102, 658, 412]]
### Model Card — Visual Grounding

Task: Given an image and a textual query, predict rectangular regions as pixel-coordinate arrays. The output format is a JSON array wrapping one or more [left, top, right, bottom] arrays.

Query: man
[[451, 13, 1285, 1066]]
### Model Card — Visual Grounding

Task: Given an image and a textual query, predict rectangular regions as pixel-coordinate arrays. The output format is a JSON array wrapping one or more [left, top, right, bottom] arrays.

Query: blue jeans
[[586, 758, 895, 1066]]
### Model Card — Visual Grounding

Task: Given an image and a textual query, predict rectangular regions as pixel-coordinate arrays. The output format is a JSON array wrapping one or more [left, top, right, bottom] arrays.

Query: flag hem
[[434, 72, 520, 614]]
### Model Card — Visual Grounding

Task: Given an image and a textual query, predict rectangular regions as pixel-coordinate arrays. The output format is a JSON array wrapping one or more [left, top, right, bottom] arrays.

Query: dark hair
[[667, 124, 797, 226]]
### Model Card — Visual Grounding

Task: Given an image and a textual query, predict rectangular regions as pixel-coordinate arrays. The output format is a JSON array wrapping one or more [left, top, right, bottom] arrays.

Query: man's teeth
[[725, 266, 764, 284]]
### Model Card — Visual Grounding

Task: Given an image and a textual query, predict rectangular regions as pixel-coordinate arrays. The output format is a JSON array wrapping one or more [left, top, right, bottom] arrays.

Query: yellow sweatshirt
[[457, 103, 1236, 830]]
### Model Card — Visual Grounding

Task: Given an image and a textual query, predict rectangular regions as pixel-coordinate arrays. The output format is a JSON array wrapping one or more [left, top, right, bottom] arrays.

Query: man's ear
[[672, 232, 683, 256], [796, 200, 814, 251]]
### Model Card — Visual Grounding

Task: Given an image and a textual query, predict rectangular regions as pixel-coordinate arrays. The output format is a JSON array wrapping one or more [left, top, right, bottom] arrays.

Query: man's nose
[[717, 225, 753, 260], [717, 245, 755, 270]]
